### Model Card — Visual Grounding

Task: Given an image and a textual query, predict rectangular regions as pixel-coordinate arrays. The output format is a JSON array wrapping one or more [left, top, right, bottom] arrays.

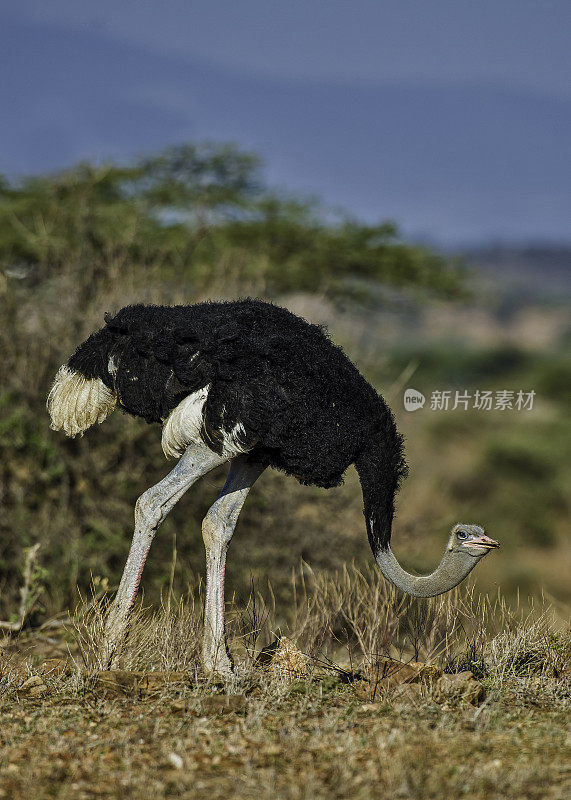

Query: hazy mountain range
[[2, 15, 570, 244]]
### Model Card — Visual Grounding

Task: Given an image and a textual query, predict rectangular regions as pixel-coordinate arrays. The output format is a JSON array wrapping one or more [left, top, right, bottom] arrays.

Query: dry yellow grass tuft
[[0, 570, 568, 799]]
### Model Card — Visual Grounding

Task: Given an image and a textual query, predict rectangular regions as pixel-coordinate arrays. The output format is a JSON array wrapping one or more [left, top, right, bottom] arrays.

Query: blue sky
[[3, 1, 570, 243], [15, 0, 571, 97]]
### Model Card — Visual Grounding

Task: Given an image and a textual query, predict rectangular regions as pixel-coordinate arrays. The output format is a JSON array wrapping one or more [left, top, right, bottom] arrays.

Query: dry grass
[[42, 567, 565, 680], [0, 570, 569, 799]]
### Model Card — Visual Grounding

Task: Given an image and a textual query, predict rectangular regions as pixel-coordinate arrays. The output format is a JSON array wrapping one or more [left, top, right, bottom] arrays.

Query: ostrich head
[[375, 523, 499, 597], [447, 524, 500, 557]]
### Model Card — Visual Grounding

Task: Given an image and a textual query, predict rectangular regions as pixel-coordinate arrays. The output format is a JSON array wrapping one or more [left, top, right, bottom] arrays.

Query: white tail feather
[[47, 366, 116, 437], [162, 387, 210, 459], [162, 386, 248, 460]]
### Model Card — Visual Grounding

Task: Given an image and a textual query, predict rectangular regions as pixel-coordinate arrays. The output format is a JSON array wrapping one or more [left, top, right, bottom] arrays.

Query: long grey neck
[[375, 546, 479, 598]]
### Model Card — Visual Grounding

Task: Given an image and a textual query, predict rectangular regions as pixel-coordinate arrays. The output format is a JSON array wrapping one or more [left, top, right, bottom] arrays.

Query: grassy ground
[[0, 685, 567, 799], [1, 574, 569, 800]]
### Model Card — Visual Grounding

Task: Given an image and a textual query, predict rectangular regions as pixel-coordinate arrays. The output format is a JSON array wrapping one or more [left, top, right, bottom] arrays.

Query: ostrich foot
[[99, 640, 122, 671], [100, 608, 131, 669], [202, 636, 235, 680]]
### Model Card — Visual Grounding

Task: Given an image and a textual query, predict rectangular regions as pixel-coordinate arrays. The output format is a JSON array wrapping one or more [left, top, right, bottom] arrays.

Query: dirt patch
[[0, 685, 568, 800]]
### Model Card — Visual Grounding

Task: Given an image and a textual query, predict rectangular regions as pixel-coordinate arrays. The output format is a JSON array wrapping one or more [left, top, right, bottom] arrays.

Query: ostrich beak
[[464, 534, 500, 551]]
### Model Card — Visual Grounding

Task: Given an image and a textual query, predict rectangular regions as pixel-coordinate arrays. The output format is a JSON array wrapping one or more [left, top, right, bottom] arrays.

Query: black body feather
[[67, 299, 408, 551]]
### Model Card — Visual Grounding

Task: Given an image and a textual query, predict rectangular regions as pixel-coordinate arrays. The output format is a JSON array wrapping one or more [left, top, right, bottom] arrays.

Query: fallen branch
[[0, 543, 41, 632]]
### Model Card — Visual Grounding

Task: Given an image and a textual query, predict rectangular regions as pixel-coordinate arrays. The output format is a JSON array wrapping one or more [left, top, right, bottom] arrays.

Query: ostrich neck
[[375, 546, 479, 598]]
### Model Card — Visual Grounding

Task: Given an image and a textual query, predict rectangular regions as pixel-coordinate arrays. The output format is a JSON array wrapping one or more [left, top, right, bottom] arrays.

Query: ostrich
[[47, 299, 499, 676]]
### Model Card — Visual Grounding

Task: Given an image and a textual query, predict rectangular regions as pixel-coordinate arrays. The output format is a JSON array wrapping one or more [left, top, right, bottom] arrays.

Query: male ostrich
[[47, 299, 498, 675]]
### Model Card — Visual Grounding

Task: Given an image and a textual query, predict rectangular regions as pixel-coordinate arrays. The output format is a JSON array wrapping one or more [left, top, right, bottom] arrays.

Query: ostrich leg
[[201, 455, 265, 677], [102, 443, 228, 668]]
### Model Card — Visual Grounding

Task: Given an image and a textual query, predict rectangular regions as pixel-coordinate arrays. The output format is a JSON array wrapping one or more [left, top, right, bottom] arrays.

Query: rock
[[199, 694, 247, 715], [359, 703, 380, 713], [353, 680, 379, 702], [92, 670, 191, 697], [39, 659, 72, 678], [390, 683, 423, 703], [354, 679, 425, 703], [18, 675, 48, 698], [168, 692, 248, 715], [362, 658, 442, 695], [407, 661, 443, 683], [167, 753, 184, 770], [433, 671, 486, 705], [140, 672, 190, 695], [257, 637, 310, 681], [0, 653, 27, 683], [170, 698, 187, 713], [91, 670, 140, 696]]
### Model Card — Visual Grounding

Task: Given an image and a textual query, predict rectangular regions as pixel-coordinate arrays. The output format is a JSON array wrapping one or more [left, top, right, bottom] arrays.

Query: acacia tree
[[0, 142, 464, 299]]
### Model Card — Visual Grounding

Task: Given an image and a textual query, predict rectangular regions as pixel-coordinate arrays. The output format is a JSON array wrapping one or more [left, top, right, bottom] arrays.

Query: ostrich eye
[[456, 530, 468, 540]]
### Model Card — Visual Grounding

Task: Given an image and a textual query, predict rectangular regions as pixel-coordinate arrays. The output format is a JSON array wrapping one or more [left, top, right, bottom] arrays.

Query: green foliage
[[482, 429, 568, 548], [387, 344, 530, 388], [446, 419, 569, 550], [526, 355, 571, 404], [0, 142, 463, 300]]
